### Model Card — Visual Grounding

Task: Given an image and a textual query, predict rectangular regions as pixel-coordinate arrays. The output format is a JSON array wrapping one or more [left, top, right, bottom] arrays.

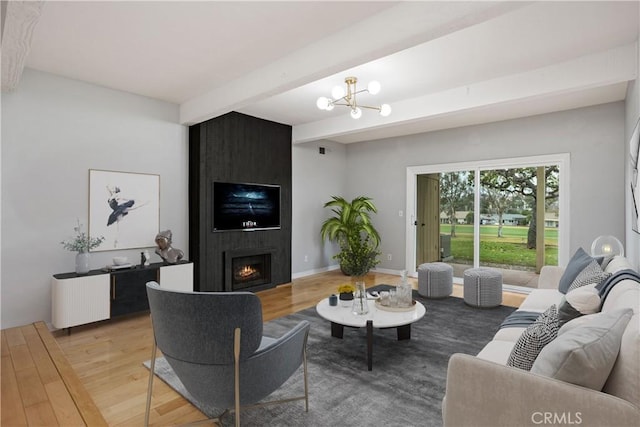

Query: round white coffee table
[[316, 297, 426, 370]]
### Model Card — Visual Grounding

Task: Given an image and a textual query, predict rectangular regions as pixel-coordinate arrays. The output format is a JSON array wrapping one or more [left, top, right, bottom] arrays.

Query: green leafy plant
[[61, 219, 105, 252], [321, 196, 381, 276]]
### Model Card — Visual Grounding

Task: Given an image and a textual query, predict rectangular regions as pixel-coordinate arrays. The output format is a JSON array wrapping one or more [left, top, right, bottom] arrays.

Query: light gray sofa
[[443, 255, 640, 427]]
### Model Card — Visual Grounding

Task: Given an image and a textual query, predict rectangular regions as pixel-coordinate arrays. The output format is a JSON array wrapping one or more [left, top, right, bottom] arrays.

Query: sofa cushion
[[493, 326, 527, 342], [597, 272, 640, 312], [557, 312, 602, 335], [604, 255, 633, 274], [507, 305, 559, 371], [603, 312, 640, 408], [531, 308, 632, 391], [567, 259, 609, 292], [558, 284, 601, 326], [476, 340, 516, 365], [558, 248, 603, 294], [517, 289, 563, 312]]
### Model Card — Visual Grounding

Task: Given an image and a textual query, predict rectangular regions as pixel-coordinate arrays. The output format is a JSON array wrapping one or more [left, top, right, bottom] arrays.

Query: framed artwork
[[89, 169, 160, 251], [630, 119, 640, 234]]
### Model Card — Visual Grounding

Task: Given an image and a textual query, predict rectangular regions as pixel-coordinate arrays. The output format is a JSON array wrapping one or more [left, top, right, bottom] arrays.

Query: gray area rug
[[144, 287, 515, 426]]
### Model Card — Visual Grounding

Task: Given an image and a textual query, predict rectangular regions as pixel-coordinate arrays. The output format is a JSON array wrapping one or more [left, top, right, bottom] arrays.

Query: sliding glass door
[[407, 155, 569, 289]]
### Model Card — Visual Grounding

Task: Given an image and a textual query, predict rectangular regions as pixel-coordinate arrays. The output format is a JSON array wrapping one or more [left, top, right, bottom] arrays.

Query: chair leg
[[303, 345, 309, 412], [144, 338, 158, 427], [234, 328, 241, 427]]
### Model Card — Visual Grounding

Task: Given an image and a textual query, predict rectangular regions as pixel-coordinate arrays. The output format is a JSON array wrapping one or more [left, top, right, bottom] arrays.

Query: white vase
[[75, 251, 90, 275]]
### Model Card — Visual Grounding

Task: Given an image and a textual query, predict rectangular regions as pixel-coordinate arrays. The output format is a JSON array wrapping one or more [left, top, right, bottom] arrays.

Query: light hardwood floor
[[40, 270, 525, 426]]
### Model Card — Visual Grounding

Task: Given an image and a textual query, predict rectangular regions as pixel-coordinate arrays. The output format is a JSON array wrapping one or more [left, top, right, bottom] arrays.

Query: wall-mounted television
[[213, 182, 281, 232]]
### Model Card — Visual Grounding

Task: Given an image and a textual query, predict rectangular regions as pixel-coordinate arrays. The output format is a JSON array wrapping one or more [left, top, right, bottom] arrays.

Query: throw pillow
[[507, 305, 559, 371], [557, 312, 602, 336], [558, 248, 602, 294], [557, 284, 601, 326], [567, 259, 610, 292], [531, 308, 633, 391]]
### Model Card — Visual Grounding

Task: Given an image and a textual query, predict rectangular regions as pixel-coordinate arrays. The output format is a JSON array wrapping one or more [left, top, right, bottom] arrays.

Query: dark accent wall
[[189, 112, 292, 292]]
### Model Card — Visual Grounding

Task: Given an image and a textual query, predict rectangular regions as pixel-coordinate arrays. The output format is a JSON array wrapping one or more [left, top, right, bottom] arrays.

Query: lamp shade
[[316, 97, 330, 110], [591, 235, 624, 257], [367, 80, 381, 95], [331, 86, 345, 100]]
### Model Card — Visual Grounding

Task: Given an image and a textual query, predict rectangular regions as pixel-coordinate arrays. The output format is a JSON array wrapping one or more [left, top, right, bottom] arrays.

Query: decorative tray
[[374, 299, 417, 312]]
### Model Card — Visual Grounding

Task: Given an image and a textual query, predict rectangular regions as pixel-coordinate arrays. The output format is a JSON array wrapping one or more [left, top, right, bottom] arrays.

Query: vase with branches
[[61, 219, 105, 274]]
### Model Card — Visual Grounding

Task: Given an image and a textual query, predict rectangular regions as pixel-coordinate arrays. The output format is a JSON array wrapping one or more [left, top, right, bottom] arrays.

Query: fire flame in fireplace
[[235, 265, 260, 282], [238, 265, 256, 278]]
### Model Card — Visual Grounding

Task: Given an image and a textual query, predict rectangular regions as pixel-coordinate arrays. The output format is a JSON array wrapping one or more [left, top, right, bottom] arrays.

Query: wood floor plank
[[44, 380, 85, 426], [23, 400, 58, 427], [1, 346, 28, 426], [22, 325, 61, 385], [15, 365, 48, 408]]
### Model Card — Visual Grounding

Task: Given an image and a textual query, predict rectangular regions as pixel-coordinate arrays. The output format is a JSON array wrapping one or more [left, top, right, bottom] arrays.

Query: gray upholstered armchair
[[144, 282, 310, 427]]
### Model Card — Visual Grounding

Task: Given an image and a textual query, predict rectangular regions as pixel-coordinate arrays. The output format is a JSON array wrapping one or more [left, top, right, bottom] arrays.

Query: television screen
[[213, 182, 281, 231]]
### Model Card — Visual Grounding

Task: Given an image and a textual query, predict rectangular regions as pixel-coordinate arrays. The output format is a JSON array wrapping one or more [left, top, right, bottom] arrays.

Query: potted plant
[[321, 196, 381, 277], [337, 283, 356, 306], [61, 220, 105, 275]]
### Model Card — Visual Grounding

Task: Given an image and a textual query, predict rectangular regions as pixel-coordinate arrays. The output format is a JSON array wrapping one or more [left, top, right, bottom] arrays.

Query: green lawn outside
[[439, 224, 558, 269]]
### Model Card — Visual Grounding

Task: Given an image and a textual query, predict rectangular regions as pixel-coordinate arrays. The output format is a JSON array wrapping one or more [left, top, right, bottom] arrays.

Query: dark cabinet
[[110, 267, 159, 317]]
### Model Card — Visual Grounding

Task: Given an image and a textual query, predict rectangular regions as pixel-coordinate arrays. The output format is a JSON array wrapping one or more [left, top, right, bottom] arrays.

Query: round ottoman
[[418, 262, 453, 299], [463, 267, 503, 308]]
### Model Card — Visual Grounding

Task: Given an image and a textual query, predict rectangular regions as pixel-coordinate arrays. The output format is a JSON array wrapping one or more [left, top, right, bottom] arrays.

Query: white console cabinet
[[159, 262, 193, 292], [52, 261, 193, 329], [52, 274, 110, 329]]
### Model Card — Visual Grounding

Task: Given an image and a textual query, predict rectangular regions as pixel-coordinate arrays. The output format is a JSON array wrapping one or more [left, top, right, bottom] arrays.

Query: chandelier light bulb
[[350, 107, 362, 119], [367, 80, 381, 95], [379, 103, 392, 117], [325, 102, 334, 111], [316, 96, 330, 110], [331, 85, 345, 100]]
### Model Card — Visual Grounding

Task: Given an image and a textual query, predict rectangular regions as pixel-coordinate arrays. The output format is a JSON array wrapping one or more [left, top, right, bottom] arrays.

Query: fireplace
[[224, 248, 274, 291]]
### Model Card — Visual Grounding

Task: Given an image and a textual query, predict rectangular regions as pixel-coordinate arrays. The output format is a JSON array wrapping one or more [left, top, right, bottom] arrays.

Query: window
[[406, 154, 569, 290]]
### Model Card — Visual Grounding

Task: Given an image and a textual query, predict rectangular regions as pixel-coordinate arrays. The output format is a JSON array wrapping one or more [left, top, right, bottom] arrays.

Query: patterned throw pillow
[[558, 248, 602, 294], [567, 259, 610, 292], [507, 305, 559, 371]]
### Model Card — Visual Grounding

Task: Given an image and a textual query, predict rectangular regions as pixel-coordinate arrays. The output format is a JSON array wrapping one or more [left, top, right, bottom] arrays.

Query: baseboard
[[292, 264, 340, 279], [293, 266, 409, 279], [371, 267, 405, 276]]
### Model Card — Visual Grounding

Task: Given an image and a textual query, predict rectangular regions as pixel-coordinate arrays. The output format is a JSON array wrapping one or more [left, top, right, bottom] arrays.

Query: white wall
[[624, 35, 640, 270], [291, 140, 347, 276], [1, 69, 188, 329], [291, 102, 625, 274]]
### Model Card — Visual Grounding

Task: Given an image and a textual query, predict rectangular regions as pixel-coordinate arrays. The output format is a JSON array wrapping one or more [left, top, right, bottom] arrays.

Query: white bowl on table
[[112, 257, 128, 266]]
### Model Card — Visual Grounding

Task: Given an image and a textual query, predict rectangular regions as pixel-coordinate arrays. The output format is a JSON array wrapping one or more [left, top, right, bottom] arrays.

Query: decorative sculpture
[[154, 230, 184, 264]]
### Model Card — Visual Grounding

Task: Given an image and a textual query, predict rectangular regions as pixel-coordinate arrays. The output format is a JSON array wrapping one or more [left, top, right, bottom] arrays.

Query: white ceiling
[[10, 1, 640, 144]]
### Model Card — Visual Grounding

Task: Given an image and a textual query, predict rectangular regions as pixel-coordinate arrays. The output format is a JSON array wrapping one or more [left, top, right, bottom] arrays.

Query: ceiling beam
[[1, 0, 44, 91], [292, 43, 638, 144], [179, 1, 527, 125]]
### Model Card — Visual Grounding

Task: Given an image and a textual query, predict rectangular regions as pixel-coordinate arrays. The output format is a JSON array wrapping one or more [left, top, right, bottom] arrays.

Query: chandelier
[[316, 76, 391, 119]]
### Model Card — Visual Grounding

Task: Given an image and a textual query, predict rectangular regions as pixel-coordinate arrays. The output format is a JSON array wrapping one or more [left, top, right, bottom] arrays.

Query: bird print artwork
[[106, 185, 148, 248], [107, 186, 135, 226]]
